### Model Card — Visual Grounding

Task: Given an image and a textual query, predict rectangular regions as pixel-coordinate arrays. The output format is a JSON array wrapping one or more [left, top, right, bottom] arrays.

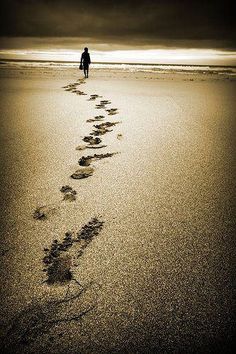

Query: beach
[[0, 63, 235, 353]]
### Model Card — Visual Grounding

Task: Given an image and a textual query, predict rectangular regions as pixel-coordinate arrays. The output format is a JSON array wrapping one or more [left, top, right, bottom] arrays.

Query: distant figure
[[80, 47, 91, 78]]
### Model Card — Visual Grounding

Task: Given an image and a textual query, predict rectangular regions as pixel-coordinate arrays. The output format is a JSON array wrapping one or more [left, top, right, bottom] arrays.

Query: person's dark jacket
[[81, 52, 91, 65]]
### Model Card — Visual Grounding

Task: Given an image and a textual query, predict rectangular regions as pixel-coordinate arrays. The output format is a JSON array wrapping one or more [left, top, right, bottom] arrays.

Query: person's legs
[[83, 65, 89, 78]]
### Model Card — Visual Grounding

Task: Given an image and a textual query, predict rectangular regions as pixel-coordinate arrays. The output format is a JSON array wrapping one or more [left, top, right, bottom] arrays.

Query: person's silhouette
[[80, 47, 91, 78]]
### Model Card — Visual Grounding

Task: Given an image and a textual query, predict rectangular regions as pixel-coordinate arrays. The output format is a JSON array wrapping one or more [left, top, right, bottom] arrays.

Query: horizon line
[[1, 58, 236, 68]]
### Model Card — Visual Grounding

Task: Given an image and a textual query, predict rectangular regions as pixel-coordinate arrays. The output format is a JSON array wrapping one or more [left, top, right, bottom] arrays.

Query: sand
[[0, 65, 236, 353]]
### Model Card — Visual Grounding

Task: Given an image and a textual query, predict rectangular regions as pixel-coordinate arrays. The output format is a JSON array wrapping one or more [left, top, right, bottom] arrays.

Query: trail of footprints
[[33, 77, 122, 285], [64, 79, 121, 195], [3, 78, 125, 348], [5, 78, 123, 349]]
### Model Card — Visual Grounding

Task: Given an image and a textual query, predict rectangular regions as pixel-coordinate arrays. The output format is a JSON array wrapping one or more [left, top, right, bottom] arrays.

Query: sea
[[0, 59, 236, 77]]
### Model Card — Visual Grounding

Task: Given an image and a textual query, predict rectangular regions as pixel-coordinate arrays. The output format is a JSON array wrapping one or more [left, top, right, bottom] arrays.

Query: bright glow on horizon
[[0, 48, 236, 65]]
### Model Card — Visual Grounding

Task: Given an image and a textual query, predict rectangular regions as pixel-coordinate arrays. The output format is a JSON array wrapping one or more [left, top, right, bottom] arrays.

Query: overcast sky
[[0, 0, 235, 49]]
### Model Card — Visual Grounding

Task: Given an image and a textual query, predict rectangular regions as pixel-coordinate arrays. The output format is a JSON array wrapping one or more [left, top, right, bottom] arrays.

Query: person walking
[[80, 47, 91, 78]]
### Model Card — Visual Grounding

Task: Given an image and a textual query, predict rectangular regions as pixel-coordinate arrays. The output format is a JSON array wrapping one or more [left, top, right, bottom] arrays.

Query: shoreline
[[1, 65, 236, 83]]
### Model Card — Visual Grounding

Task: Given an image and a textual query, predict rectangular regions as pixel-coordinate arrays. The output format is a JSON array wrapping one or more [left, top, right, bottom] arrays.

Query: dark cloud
[[0, 0, 235, 49]]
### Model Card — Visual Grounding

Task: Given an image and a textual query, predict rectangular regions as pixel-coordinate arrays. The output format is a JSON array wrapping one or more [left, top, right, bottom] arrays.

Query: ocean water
[[1, 59, 236, 76]]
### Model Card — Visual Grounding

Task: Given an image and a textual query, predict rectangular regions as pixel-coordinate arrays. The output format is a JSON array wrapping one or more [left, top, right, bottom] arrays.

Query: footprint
[[86, 115, 105, 122], [63, 83, 79, 91], [60, 185, 77, 202], [90, 128, 112, 136], [63, 82, 87, 94], [75, 90, 87, 95], [78, 217, 104, 242], [117, 133, 123, 140], [63, 194, 77, 202], [76, 144, 87, 151], [78, 156, 92, 166], [83, 136, 102, 145], [71, 166, 94, 179], [46, 255, 73, 284], [90, 121, 120, 136], [87, 94, 102, 101], [100, 100, 111, 105], [94, 121, 120, 129], [33, 205, 56, 220], [2, 223, 103, 350], [76, 79, 86, 85], [43, 218, 104, 284], [78, 153, 117, 166], [106, 108, 118, 115], [33, 206, 47, 220], [95, 104, 105, 109]]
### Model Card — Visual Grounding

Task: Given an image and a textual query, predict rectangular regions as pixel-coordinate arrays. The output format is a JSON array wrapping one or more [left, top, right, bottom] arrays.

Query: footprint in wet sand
[[83, 136, 102, 145], [78, 156, 93, 166], [60, 185, 77, 201], [95, 104, 106, 109], [87, 94, 102, 101], [95, 100, 111, 109], [63, 83, 79, 91], [100, 100, 111, 105], [77, 79, 86, 84], [94, 121, 120, 129], [75, 90, 87, 95], [3, 219, 104, 350], [71, 166, 94, 179], [117, 133, 123, 140], [76, 144, 87, 151], [90, 127, 112, 136], [43, 218, 104, 284], [106, 108, 118, 115], [78, 152, 118, 167], [86, 115, 105, 122], [63, 80, 86, 96], [90, 121, 120, 136], [33, 205, 56, 220]]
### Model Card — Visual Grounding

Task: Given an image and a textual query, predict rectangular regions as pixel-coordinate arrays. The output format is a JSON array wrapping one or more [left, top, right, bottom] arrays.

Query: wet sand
[[0, 66, 236, 353]]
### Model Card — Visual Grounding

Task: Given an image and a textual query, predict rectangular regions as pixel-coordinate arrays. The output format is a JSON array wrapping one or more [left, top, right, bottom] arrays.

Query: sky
[[0, 0, 235, 65]]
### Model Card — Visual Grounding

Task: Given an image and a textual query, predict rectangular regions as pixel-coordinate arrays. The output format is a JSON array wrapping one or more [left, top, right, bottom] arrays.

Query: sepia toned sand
[[0, 66, 235, 353]]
